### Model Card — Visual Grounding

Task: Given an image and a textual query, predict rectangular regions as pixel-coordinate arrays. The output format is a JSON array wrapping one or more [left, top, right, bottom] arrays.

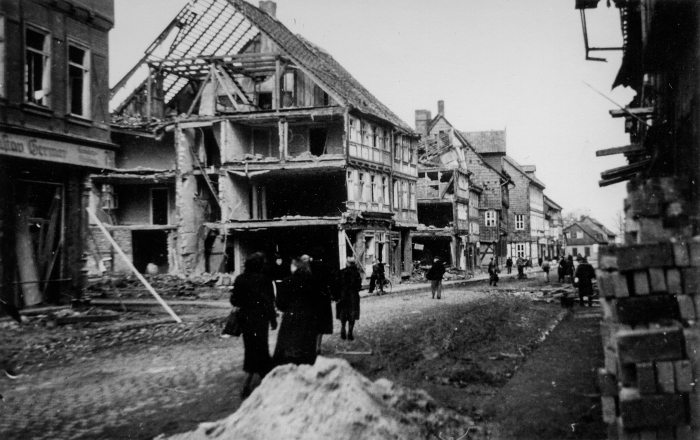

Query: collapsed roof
[[110, 0, 413, 132]]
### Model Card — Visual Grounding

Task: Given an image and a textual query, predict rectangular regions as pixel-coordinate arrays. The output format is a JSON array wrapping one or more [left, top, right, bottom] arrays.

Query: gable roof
[[461, 130, 506, 154], [503, 155, 546, 189], [110, 0, 413, 132], [564, 222, 608, 244], [544, 195, 563, 211], [581, 216, 616, 238]]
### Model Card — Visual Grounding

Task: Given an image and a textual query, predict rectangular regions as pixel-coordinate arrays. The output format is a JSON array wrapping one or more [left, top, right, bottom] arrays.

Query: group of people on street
[[229, 252, 363, 399]]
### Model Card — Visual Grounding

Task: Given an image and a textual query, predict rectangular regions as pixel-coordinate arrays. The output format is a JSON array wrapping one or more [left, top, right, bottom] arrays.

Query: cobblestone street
[[1, 287, 488, 440]]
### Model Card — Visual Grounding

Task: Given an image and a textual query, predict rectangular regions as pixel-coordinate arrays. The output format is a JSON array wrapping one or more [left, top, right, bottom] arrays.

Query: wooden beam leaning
[[609, 107, 654, 118], [596, 144, 644, 157], [86, 208, 183, 323]]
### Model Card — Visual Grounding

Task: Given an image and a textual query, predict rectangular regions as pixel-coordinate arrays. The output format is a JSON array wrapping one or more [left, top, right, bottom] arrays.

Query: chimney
[[522, 165, 536, 175], [415, 110, 432, 137], [437, 100, 445, 116], [259, 1, 276, 17]]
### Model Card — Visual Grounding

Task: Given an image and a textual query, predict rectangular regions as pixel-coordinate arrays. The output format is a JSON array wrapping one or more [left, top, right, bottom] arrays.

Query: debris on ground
[[86, 273, 231, 299], [160, 357, 484, 440]]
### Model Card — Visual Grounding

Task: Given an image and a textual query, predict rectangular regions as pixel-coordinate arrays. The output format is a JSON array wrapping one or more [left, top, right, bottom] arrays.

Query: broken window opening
[[68, 43, 90, 118], [132, 230, 169, 274], [151, 188, 169, 225], [309, 128, 327, 156], [257, 92, 272, 110], [25, 27, 51, 107], [282, 71, 295, 107]]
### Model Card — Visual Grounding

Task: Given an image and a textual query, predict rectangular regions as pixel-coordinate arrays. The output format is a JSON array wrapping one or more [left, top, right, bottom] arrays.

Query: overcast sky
[[110, 0, 634, 233]]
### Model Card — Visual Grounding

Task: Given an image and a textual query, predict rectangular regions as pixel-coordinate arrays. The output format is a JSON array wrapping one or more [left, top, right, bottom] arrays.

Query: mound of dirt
[[160, 357, 481, 440]]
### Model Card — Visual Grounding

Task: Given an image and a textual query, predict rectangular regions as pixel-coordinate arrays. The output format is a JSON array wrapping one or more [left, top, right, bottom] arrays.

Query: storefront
[[0, 130, 115, 308]]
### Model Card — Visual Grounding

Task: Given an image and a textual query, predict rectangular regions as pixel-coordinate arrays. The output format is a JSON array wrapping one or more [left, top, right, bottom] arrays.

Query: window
[[371, 175, 380, 203], [0, 15, 5, 98], [572, 247, 578, 256], [409, 182, 416, 210], [565, 232, 571, 239], [515, 214, 524, 230], [362, 173, 371, 202], [151, 188, 169, 225], [584, 247, 591, 257], [349, 117, 359, 143], [383, 130, 390, 152], [402, 181, 409, 208], [485, 210, 496, 227], [393, 180, 399, 209], [394, 134, 402, 160], [282, 71, 295, 106], [68, 43, 90, 118], [25, 27, 51, 106], [346, 171, 355, 201], [373, 126, 380, 148], [359, 173, 366, 202], [576, 231, 584, 239], [516, 243, 526, 258], [309, 128, 327, 156], [382, 177, 389, 206]]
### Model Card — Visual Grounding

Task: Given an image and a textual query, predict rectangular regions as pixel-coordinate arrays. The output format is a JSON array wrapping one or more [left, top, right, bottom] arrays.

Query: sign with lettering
[[0, 132, 115, 169]]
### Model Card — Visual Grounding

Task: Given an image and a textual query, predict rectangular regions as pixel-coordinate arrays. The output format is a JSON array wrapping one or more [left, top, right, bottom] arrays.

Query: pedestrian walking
[[557, 257, 567, 283], [488, 257, 499, 286], [542, 258, 551, 282], [506, 257, 513, 274], [230, 252, 277, 399], [335, 257, 362, 341], [305, 253, 334, 355], [516, 256, 526, 279], [273, 257, 325, 367], [574, 256, 596, 307], [425, 257, 446, 299]]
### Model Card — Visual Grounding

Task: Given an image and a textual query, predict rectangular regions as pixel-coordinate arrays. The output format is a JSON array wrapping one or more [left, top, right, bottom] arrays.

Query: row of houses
[[410, 102, 568, 272], [0, 0, 591, 309]]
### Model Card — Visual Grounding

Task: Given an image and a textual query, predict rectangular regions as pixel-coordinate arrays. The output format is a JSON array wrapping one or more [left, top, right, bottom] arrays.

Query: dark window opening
[[309, 128, 328, 156], [25, 28, 50, 106], [257, 92, 272, 110], [151, 188, 169, 225], [252, 129, 271, 157], [68, 45, 89, 117], [132, 230, 169, 274]]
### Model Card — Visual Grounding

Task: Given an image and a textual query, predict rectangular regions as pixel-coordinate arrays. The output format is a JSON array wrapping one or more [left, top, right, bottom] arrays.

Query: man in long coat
[[574, 256, 596, 307], [335, 257, 362, 341]]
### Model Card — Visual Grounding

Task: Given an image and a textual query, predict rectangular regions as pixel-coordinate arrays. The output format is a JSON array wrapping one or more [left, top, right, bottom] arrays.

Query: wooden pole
[[86, 208, 182, 323]]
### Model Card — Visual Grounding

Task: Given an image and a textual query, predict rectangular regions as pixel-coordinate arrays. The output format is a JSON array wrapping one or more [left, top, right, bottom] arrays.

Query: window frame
[[67, 39, 91, 119], [485, 210, 496, 227], [576, 231, 584, 239], [150, 187, 170, 225], [24, 24, 52, 108], [515, 214, 525, 230]]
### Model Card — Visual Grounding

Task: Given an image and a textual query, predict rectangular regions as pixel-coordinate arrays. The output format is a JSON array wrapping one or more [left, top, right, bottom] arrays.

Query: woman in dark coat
[[557, 257, 567, 283], [574, 256, 597, 307], [305, 254, 334, 354], [230, 252, 277, 399], [273, 258, 325, 366], [336, 258, 362, 341]]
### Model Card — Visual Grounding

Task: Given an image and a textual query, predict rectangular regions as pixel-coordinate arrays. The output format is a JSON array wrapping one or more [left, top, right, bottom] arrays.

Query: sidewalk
[[484, 305, 606, 439]]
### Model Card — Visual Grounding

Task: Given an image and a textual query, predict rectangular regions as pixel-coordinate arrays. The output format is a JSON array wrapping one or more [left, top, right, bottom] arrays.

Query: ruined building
[[0, 0, 115, 308], [94, 0, 418, 279], [576, 0, 700, 437], [414, 102, 510, 270]]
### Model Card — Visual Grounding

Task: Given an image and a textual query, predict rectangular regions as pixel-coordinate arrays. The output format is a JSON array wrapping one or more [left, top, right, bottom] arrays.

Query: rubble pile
[[161, 357, 482, 440], [87, 273, 228, 299], [495, 285, 582, 302]]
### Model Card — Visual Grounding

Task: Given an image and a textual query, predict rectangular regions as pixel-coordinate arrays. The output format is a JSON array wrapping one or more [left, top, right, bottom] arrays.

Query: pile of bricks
[[597, 176, 700, 439]]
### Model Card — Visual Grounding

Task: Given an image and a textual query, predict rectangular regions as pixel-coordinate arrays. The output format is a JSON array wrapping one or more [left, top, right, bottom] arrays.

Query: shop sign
[[0, 132, 115, 169]]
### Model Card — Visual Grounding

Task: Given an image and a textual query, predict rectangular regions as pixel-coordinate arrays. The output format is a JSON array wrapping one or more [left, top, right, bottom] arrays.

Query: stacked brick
[[597, 176, 700, 440]]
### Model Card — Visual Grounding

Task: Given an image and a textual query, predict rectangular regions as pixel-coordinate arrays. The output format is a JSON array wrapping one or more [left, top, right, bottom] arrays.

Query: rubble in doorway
[[159, 357, 485, 440], [87, 273, 230, 300]]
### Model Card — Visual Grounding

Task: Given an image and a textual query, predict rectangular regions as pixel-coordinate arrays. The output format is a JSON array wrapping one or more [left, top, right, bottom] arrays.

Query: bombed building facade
[[0, 0, 116, 308], [91, 0, 418, 279]]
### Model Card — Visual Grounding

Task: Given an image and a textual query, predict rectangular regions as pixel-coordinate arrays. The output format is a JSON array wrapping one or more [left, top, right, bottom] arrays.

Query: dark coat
[[426, 261, 446, 281], [336, 265, 362, 322], [230, 272, 276, 375], [311, 260, 334, 335], [506, 258, 513, 268], [273, 272, 324, 366], [575, 261, 596, 296], [557, 258, 567, 276]]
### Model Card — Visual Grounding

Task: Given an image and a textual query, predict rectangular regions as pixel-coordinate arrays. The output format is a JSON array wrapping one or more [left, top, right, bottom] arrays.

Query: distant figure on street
[[574, 256, 596, 307], [516, 257, 526, 279], [538, 257, 543, 268], [542, 258, 551, 282], [271, 254, 289, 282], [230, 252, 277, 399], [488, 257, 499, 286], [566, 255, 575, 284], [273, 257, 324, 367], [557, 257, 567, 283], [426, 257, 446, 299], [368, 259, 386, 295], [304, 253, 334, 355], [506, 257, 513, 274], [336, 257, 362, 341]]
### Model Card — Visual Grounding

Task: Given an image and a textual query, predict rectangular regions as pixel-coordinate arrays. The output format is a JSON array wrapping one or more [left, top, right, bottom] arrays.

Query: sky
[[110, 0, 635, 233]]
